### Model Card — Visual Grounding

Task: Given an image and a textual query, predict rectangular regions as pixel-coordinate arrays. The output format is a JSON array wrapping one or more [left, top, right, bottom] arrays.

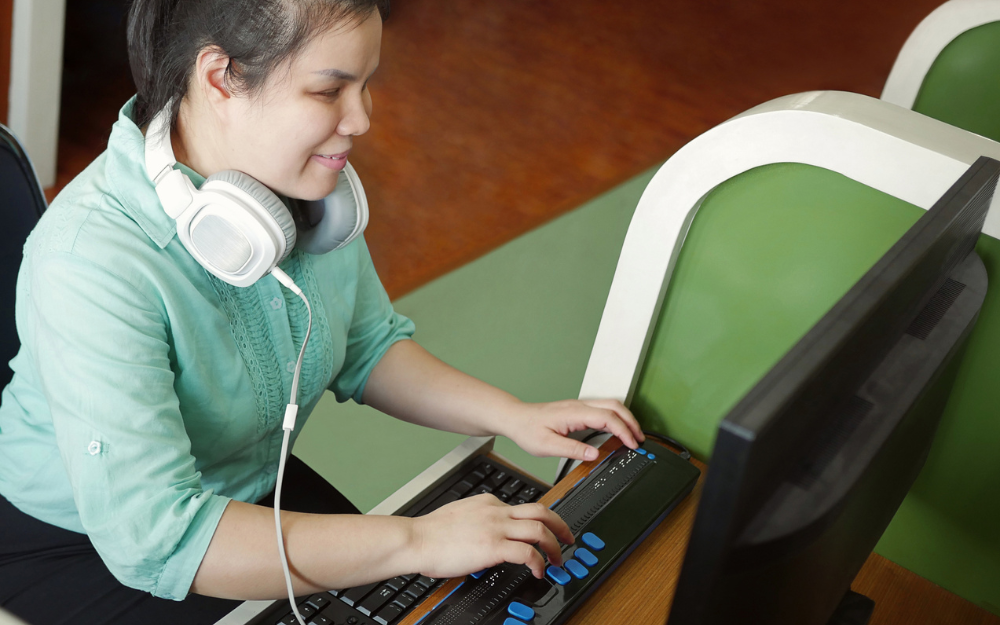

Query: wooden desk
[[403, 439, 1000, 625]]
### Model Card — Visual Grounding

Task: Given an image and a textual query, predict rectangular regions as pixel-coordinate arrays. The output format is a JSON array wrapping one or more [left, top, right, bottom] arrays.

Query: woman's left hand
[[498, 399, 645, 462]]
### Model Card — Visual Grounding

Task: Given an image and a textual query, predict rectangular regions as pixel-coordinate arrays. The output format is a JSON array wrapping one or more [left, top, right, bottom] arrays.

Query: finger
[[506, 519, 563, 567], [509, 503, 574, 546], [502, 540, 547, 579], [580, 409, 639, 449], [535, 429, 600, 462], [582, 400, 643, 442]]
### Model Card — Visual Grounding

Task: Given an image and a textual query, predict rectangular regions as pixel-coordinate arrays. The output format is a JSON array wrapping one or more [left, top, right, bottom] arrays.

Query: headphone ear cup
[[295, 161, 369, 255], [205, 170, 298, 262]]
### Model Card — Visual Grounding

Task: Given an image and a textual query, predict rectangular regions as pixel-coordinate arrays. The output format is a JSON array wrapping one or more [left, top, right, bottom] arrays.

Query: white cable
[[270, 266, 313, 625]]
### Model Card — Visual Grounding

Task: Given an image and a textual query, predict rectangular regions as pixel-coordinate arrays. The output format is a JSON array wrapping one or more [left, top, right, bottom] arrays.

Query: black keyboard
[[247, 456, 550, 625]]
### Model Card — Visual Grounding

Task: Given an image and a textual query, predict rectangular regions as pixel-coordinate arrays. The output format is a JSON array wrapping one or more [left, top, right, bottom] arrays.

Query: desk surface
[[403, 439, 1000, 625]]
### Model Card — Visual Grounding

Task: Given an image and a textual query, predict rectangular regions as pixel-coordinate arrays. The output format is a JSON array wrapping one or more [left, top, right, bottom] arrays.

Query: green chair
[[882, 0, 1000, 143], [577, 91, 1000, 615]]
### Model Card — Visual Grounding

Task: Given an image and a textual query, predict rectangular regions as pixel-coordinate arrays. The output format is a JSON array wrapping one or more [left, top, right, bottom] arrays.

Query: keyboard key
[[565, 559, 589, 579], [471, 569, 488, 579], [384, 577, 409, 591], [307, 594, 330, 610], [512, 497, 529, 505], [574, 547, 598, 567], [401, 573, 416, 581], [499, 478, 524, 497], [393, 593, 415, 609], [487, 470, 510, 489], [357, 584, 396, 616], [310, 617, 333, 625], [374, 602, 404, 624], [405, 583, 427, 599], [431, 490, 461, 510], [507, 601, 535, 620], [497, 492, 511, 502], [277, 614, 298, 625], [451, 480, 475, 496], [469, 469, 487, 484], [416, 576, 438, 588], [340, 581, 379, 606], [517, 486, 539, 501], [581, 532, 605, 551], [546, 566, 571, 585], [479, 462, 496, 476], [298, 603, 317, 619]]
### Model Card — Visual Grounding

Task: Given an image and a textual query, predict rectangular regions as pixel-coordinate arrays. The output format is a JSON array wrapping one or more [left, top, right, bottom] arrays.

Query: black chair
[[0, 124, 47, 389]]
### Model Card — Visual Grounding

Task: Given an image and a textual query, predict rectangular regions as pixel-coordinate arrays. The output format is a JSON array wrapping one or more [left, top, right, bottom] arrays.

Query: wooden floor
[[51, 0, 944, 298]]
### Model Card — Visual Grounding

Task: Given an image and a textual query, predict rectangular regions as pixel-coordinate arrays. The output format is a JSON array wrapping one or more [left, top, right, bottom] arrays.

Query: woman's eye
[[319, 89, 341, 99]]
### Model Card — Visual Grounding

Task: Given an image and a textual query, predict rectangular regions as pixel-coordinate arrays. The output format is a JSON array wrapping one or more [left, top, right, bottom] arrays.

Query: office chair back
[[0, 124, 47, 389], [629, 163, 927, 458], [883, 0, 1000, 142]]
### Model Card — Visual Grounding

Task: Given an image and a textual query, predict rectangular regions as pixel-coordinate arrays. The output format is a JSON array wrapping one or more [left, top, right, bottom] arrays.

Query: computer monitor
[[666, 157, 1000, 625]]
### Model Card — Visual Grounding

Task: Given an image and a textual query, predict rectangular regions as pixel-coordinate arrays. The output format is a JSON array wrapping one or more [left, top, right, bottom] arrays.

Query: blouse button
[[87, 441, 102, 456]]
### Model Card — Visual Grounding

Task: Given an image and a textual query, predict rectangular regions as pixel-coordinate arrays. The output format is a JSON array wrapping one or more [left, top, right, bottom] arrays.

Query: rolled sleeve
[[329, 242, 415, 404], [27, 251, 229, 599]]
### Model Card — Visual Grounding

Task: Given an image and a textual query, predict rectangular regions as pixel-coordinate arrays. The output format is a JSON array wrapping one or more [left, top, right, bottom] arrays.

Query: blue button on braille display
[[565, 559, 589, 579], [471, 569, 487, 579], [636, 448, 647, 455], [648, 453, 656, 460], [504, 619, 528, 625], [546, 566, 571, 585], [508, 601, 535, 621], [581, 532, 606, 551], [575, 547, 598, 567]]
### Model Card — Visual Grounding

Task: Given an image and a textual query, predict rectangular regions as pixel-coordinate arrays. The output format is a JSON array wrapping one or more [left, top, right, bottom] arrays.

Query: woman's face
[[222, 10, 382, 201]]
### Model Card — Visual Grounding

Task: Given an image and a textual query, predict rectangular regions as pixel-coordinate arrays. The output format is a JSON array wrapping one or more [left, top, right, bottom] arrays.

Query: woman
[[0, 1, 643, 623]]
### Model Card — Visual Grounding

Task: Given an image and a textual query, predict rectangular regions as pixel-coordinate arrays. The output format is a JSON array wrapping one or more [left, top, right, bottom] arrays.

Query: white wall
[[8, 0, 65, 188]]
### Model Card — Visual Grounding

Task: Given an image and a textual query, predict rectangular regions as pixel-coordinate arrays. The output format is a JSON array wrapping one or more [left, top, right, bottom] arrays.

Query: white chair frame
[[882, 0, 1000, 109], [578, 91, 1000, 414]]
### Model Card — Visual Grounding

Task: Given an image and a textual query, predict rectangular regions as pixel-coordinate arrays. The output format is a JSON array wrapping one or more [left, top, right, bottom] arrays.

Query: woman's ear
[[192, 46, 233, 109]]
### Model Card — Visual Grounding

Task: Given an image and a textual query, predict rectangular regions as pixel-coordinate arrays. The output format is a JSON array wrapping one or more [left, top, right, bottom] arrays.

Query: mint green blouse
[[0, 98, 414, 600]]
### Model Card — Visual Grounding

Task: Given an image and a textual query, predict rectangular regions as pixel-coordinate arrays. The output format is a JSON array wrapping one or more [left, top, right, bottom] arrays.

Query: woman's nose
[[338, 93, 371, 137]]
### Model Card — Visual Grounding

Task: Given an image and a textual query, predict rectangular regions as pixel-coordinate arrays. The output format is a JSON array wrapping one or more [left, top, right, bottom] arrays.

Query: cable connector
[[271, 266, 302, 295], [283, 404, 299, 431]]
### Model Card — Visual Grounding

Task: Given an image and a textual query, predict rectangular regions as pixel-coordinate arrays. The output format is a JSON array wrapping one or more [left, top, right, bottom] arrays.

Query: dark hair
[[126, 0, 389, 128]]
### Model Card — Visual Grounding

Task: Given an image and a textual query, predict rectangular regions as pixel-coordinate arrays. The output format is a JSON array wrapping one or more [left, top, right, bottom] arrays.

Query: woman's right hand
[[410, 494, 573, 580]]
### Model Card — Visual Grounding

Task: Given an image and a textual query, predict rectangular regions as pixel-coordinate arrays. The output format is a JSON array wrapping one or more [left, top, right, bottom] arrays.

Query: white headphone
[[143, 105, 369, 287]]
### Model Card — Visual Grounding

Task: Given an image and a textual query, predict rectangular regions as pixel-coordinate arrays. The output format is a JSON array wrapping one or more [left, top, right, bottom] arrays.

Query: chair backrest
[[579, 91, 1000, 614], [882, 0, 1000, 142], [0, 124, 47, 389]]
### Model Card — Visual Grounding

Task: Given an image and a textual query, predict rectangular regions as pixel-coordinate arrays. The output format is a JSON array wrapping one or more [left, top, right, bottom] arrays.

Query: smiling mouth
[[316, 151, 350, 160]]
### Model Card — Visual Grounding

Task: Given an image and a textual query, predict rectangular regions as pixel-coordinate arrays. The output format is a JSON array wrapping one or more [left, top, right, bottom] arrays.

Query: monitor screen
[[666, 157, 1000, 625]]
